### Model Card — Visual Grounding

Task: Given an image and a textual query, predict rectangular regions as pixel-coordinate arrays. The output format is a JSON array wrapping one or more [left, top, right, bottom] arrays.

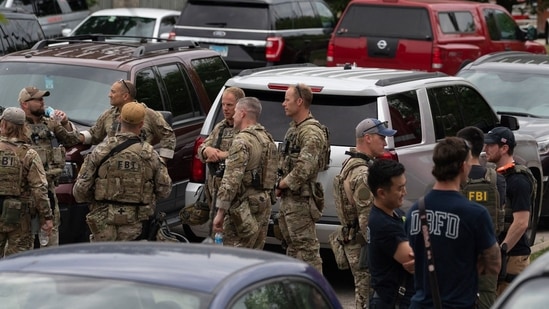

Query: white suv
[[184, 64, 544, 248]]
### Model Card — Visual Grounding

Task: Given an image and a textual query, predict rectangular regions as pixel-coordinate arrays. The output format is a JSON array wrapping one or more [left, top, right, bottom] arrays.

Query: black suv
[[168, 0, 336, 75], [0, 36, 232, 243], [0, 8, 45, 55]]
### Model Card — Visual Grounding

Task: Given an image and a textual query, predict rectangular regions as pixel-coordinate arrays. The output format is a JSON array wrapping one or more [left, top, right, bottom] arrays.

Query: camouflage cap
[[120, 102, 145, 124], [0, 107, 26, 125], [19, 86, 50, 102]]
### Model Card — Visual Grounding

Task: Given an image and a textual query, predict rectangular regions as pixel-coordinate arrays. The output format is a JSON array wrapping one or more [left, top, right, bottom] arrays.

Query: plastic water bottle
[[45, 106, 63, 122], [38, 229, 49, 246], [214, 232, 223, 245]]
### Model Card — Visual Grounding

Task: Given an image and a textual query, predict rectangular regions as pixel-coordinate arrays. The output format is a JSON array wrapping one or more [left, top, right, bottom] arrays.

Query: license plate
[[209, 45, 228, 57]]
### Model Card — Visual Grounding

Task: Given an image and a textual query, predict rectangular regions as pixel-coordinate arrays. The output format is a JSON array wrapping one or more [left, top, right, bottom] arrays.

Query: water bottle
[[38, 229, 49, 246], [214, 232, 223, 245], [45, 106, 63, 122]]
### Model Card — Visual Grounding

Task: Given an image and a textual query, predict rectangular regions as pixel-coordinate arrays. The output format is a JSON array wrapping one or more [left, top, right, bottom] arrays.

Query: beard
[[31, 109, 45, 117]]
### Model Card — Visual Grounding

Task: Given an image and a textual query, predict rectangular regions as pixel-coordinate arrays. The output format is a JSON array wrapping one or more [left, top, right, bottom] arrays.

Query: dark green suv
[[0, 36, 232, 243]]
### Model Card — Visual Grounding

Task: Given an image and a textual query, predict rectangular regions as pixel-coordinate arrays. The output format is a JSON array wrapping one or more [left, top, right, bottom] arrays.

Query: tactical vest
[[94, 141, 155, 205], [333, 152, 373, 226], [499, 164, 537, 232], [28, 123, 66, 178], [461, 168, 503, 235], [0, 142, 27, 197], [241, 128, 278, 190]]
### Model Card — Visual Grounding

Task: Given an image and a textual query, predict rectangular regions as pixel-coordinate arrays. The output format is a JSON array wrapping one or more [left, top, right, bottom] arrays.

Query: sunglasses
[[360, 121, 388, 136], [119, 79, 130, 94], [295, 84, 303, 99]]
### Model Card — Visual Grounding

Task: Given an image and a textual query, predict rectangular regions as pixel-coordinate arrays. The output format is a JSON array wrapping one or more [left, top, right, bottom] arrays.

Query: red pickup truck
[[326, 0, 546, 75]]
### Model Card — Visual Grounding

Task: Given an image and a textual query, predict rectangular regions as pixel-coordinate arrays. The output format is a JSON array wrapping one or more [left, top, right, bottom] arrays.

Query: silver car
[[183, 65, 543, 249]]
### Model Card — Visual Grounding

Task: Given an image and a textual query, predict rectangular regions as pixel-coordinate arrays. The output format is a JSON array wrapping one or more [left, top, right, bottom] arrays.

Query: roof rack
[[132, 41, 199, 57], [375, 71, 447, 86]]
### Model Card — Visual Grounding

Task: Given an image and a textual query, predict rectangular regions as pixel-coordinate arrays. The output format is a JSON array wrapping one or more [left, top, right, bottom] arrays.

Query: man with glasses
[[18, 86, 80, 248], [405, 137, 500, 309], [275, 83, 329, 274], [331, 118, 396, 308], [79, 80, 175, 162]]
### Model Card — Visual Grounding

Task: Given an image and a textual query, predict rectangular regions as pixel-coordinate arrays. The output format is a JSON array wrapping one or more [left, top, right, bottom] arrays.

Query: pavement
[[531, 229, 549, 254]]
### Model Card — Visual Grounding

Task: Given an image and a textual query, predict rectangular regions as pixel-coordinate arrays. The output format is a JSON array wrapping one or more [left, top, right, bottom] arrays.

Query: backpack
[[461, 168, 503, 235], [301, 118, 330, 171], [333, 153, 372, 225], [241, 128, 278, 190], [0, 143, 28, 197]]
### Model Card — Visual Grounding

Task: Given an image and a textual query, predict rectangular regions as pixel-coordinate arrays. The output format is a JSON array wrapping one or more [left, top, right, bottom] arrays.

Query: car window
[[159, 15, 178, 35], [136, 68, 164, 112], [73, 16, 156, 37], [296, 1, 320, 28], [273, 2, 298, 30], [484, 8, 520, 41], [191, 56, 232, 105], [438, 11, 475, 33], [215, 89, 378, 146], [229, 280, 332, 309], [314, 1, 335, 28], [456, 85, 499, 132], [66, 0, 88, 11], [157, 63, 202, 121], [0, 17, 45, 55], [179, 1, 270, 30], [33, 0, 62, 16], [388, 91, 422, 147], [336, 5, 432, 40]]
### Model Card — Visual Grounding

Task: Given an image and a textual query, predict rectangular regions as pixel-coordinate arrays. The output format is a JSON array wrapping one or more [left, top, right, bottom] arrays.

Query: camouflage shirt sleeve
[[216, 133, 250, 210], [47, 118, 81, 148], [285, 124, 326, 191], [151, 151, 173, 199], [72, 139, 113, 203], [142, 106, 175, 159], [198, 121, 225, 162], [348, 164, 373, 233], [24, 148, 52, 221], [81, 108, 114, 145]]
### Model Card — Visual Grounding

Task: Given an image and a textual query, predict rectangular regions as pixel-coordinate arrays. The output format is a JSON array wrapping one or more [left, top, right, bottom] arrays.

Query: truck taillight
[[167, 32, 176, 40], [190, 136, 206, 183], [326, 41, 334, 65], [432, 46, 443, 70], [379, 150, 399, 161], [266, 37, 284, 61]]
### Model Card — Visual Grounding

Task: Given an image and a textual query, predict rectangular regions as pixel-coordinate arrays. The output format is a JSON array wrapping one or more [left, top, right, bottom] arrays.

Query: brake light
[[167, 32, 176, 40], [190, 136, 206, 183], [379, 150, 399, 161], [326, 41, 334, 65], [432, 46, 443, 70], [266, 37, 284, 62]]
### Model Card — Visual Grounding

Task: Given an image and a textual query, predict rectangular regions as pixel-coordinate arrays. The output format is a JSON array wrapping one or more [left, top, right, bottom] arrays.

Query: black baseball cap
[[484, 127, 516, 147]]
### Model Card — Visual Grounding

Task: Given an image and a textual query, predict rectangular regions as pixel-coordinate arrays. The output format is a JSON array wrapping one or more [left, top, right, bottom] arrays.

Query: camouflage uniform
[[0, 137, 52, 257], [216, 124, 276, 249], [73, 132, 172, 241], [80, 102, 175, 159], [278, 115, 328, 273], [24, 116, 80, 248], [333, 148, 373, 309], [197, 119, 236, 208]]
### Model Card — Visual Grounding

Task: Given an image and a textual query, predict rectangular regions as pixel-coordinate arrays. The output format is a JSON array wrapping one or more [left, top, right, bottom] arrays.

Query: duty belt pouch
[[106, 205, 138, 226], [329, 228, 349, 270], [311, 182, 325, 213], [1, 198, 23, 225], [358, 243, 369, 270], [51, 147, 66, 167], [179, 185, 210, 226], [229, 200, 259, 238]]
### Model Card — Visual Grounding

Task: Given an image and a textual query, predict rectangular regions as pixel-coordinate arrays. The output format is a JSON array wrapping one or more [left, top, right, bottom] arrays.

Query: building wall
[[91, 0, 185, 12]]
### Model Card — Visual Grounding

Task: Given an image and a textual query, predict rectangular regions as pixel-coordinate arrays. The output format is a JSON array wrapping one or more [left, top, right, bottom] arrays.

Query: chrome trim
[[173, 36, 266, 47]]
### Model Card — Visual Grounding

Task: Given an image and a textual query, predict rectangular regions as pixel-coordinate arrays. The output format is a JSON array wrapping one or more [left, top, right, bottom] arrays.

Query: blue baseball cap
[[356, 118, 397, 137]]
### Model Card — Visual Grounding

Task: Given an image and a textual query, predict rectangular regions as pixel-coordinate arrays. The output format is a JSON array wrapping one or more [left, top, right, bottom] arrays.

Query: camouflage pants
[[344, 241, 370, 309], [86, 204, 144, 242], [0, 214, 32, 258], [279, 195, 323, 274], [223, 192, 272, 249], [23, 189, 60, 249]]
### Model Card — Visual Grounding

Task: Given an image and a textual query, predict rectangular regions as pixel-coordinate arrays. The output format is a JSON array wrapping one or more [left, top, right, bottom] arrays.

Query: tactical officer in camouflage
[[73, 102, 172, 241], [275, 83, 329, 274], [0, 107, 53, 256], [79, 80, 175, 162], [331, 118, 397, 309], [18, 86, 80, 248], [212, 97, 277, 249], [198, 87, 245, 222]]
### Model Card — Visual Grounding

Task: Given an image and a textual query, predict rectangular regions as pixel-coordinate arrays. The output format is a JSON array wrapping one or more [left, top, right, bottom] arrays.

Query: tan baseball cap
[[19, 86, 50, 102], [120, 102, 145, 124], [0, 107, 26, 125]]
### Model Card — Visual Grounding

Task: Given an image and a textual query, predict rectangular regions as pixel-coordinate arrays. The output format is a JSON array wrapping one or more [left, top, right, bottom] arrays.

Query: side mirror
[[500, 114, 519, 130], [526, 26, 538, 41], [159, 111, 173, 126]]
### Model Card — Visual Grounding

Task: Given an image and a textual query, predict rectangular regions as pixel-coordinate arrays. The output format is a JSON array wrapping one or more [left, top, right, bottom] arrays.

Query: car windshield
[[180, 2, 269, 30], [73, 16, 156, 37], [0, 272, 209, 309], [459, 70, 549, 118], [0, 62, 126, 126]]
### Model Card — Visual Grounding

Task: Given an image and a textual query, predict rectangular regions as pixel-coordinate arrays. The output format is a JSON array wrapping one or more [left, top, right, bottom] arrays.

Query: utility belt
[[95, 201, 151, 226], [96, 200, 148, 207]]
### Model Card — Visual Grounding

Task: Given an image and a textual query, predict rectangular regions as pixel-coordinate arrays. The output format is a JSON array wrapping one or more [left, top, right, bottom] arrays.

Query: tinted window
[[215, 89, 378, 146], [67, 0, 88, 11], [180, 1, 270, 30], [191, 56, 232, 104], [388, 91, 422, 147], [337, 5, 432, 40], [484, 8, 520, 40], [73, 16, 156, 37], [296, 1, 320, 28], [438, 11, 475, 33], [159, 16, 178, 35], [136, 68, 164, 111], [34, 0, 62, 16], [314, 1, 335, 28], [158, 64, 202, 121], [0, 16, 45, 55], [456, 85, 498, 132], [273, 2, 298, 30]]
